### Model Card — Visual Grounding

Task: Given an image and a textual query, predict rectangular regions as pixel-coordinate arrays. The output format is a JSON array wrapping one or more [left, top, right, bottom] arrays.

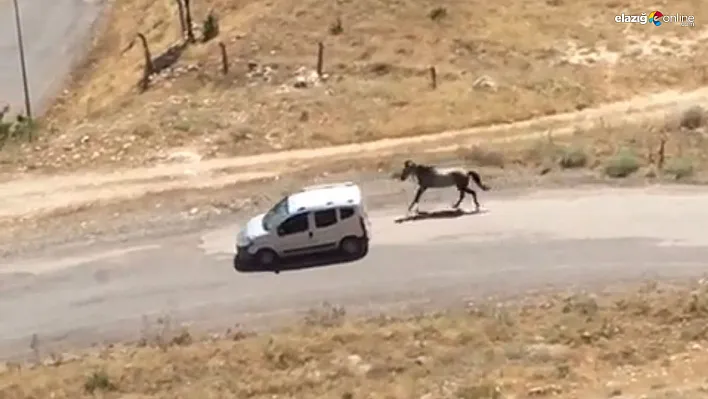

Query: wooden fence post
[[184, 0, 195, 43], [218, 42, 228, 74], [136, 33, 154, 92], [429, 66, 437, 89], [316, 42, 324, 77], [175, 0, 186, 38], [657, 136, 666, 170]]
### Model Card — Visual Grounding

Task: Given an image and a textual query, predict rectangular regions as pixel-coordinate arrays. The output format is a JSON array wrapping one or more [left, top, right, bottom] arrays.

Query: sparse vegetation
[[4, 281, 708, 398], [428, 6, 447, 21], [459, 145, 506, 168], [3, 0, 704, 174], [558, 146, 588, 169], [0, 106, 36, 149], [329, 16, 343, 35], [519, 137, 562, 169], [604, 148, 641, 178], [83, 369, 117, 394], [663, 157, 695, 180], [201, 10, 220, 43], [679, 105, 705, 130]]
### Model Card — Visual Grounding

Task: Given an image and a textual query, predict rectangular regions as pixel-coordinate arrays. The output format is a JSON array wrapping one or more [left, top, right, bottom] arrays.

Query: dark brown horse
[[399, 159, 490, 214]]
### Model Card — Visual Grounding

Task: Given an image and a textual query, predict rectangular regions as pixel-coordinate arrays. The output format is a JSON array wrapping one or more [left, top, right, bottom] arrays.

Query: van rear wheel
[[339, 237, 364, 258]]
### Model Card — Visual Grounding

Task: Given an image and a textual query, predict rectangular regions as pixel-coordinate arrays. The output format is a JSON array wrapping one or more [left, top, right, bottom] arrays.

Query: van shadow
[[233, 248, 368, 274], [394, 208, 488, 224]]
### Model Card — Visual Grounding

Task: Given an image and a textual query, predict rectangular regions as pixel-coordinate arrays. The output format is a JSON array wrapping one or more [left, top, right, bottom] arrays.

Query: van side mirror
[[277, 226, 285, 236]]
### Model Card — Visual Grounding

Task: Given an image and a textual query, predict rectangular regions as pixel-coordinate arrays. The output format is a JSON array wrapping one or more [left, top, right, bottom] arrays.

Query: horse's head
[[400, 159, 416, 181]]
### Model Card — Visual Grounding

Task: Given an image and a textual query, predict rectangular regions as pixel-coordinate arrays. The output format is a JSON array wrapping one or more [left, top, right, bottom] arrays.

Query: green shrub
[[202, 11, 219, 43], [663, 157, 694, 180], [558, 146, 588, 169], [604, 149, 640, 178], [0, 107, 36, 149], [84, 370, 117, 394]]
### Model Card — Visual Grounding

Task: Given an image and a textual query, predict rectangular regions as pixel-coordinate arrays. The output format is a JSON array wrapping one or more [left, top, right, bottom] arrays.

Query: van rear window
[[315, 209, 338, 228], [339, 207, 355, 220]]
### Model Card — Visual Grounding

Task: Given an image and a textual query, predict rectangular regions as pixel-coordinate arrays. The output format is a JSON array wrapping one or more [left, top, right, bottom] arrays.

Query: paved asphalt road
[[0, 0, 105, 114], [2, 186, 708, 361]]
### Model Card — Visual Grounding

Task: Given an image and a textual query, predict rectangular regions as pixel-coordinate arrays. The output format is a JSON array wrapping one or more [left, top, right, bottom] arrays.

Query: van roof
[[287, 182, 362, 213]]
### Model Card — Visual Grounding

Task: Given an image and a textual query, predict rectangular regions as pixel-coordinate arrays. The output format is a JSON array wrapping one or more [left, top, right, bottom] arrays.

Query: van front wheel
[[255, 248, 279, 271], [339, 237, 364, 258]]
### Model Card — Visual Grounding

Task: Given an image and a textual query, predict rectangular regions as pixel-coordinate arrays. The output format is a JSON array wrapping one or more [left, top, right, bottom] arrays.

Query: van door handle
[[308, 231, 313, 238]]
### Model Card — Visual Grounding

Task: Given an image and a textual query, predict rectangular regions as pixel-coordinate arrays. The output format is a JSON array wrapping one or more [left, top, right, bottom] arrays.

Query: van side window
[[314, 209, 338, 228], [278, 213, 309, 236], [339, 207, 355, 220]]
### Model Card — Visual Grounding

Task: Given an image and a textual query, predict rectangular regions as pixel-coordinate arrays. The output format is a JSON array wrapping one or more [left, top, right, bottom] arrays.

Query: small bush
[[604, 148, 640, 178], [679, 105, 705, 130], [329, 17, 343, 35], [0, 107, 36, 149], [428, 6, 447, 21], [521, 138, 561, 167], [663, 157, 694, 180], [202, 11, 219, 43], [456, 382, 503, 399], [558, 147, 588, 169], [84, 370, 117, 394]]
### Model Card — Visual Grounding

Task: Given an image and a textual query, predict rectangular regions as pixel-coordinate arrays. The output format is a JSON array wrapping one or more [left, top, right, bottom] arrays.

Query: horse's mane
[[415, 163, 436, 173]]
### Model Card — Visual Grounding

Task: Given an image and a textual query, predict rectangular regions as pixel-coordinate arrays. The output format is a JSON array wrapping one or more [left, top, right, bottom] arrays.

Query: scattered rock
[[524, 343, 572, 362], [473, 75, 497, 91], [346, 354, 372, 375], [246, 62, 277, 82], [166, 150, 202, 164], [414, 356, 428, 365], [528, 384, 563, 396], [293, 76, 308, 88], [291, 66, 326, 89]]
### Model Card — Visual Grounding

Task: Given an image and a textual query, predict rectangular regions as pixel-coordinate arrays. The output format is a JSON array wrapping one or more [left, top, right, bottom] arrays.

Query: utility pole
[[12, 0, 33, 129]]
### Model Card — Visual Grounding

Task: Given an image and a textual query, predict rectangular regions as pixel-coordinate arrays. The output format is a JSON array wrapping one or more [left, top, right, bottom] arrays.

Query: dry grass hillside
[[4, 281, 708, 398], [0, 0, 706, 174]]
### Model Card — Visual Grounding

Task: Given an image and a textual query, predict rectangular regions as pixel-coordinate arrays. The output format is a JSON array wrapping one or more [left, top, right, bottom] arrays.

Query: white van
[[235, 182, 371, 271]]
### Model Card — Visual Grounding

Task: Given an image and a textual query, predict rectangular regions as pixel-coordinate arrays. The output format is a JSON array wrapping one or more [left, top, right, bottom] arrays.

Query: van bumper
[[234, 245, 256, 270]]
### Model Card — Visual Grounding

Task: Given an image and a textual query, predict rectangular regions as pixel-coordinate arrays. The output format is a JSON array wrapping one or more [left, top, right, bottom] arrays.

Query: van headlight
[[236, 231, 252, 248]]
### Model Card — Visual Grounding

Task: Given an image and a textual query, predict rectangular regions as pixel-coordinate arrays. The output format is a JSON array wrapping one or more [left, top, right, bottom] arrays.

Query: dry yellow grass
[[4, 281, 708, 398], [0, 0, 706, 174]]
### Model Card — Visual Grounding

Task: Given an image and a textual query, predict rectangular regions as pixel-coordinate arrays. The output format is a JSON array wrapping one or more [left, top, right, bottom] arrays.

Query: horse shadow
[[233, 248, 368, 274], [394, 208, 489, 224]]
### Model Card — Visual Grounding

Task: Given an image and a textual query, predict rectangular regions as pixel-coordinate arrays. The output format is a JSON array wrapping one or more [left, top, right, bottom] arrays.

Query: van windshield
[[262, 197, 289, 231]]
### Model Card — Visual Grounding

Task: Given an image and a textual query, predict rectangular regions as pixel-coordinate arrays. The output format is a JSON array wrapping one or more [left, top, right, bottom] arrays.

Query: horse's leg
[[464, 187, 480, 211], [408, 186, 426, 214], [453, 188, 465, 209]]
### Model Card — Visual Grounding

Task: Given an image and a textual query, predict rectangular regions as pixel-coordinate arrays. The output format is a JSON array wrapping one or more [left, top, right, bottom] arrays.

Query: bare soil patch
[[4, 280, 708, 398], [0, 0, 706, 174]]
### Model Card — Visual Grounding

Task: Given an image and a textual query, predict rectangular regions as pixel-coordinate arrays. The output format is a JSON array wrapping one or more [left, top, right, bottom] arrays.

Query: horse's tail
[[468, 170, 490, 191]]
